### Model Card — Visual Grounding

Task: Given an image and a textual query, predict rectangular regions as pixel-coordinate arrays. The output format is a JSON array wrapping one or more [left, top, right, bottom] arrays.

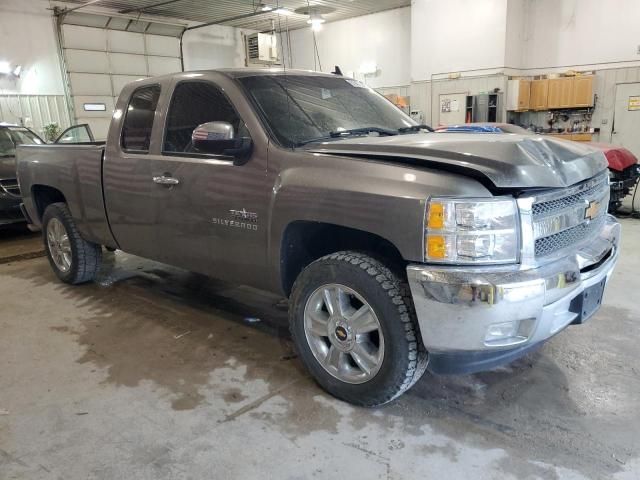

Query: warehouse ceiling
[[58, 0, 411, 31]]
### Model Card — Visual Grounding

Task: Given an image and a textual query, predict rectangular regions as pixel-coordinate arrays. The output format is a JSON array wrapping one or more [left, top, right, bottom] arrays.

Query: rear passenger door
[[103, 83, 165, 259]]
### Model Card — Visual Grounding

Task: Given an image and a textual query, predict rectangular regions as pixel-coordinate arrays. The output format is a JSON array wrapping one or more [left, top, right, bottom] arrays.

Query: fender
[[266, 149, 492, 290]]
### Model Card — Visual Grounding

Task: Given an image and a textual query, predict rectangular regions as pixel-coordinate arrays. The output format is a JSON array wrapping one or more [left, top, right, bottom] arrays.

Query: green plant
[[43, 123, 61, 143]]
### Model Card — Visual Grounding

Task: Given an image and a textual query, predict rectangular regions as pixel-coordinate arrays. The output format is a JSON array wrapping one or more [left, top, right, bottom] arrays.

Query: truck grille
[[535, 215, 605, 257], [531, 171, 609, 258], [0, 178, 21, 197]]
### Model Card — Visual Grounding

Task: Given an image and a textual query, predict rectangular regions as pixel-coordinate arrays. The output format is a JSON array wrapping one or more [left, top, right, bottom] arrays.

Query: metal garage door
[[60, 20, 183, 140]]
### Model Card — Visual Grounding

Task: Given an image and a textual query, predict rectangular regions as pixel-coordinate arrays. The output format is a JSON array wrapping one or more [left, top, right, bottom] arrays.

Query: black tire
[[289, 251, 428, 406], [42, 202, 102, 284]]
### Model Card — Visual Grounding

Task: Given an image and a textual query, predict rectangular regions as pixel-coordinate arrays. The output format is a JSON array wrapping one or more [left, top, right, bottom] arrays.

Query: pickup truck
[[17, 69, 620, 406]]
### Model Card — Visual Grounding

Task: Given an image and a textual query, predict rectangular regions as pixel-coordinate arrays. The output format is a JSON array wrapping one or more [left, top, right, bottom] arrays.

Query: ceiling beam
[[58, 0, 104, 14]]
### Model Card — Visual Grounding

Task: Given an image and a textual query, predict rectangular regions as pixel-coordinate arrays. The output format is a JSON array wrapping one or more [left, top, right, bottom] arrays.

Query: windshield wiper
[[398, 124, 434, 133], [329, 127, 398, 138], [296, 127, 398, 147]]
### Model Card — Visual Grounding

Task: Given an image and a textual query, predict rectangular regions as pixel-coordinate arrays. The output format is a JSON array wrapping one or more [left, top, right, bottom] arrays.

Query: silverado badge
[[211, 208, 258, 231]]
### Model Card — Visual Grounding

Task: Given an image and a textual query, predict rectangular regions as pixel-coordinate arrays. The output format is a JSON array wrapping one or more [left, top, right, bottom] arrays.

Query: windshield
[[238, 75, 417, 147], [0, 128, 43, 157]]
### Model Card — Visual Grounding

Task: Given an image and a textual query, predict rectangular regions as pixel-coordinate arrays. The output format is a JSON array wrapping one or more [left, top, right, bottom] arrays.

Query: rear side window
[[121, 85, 161, 152]]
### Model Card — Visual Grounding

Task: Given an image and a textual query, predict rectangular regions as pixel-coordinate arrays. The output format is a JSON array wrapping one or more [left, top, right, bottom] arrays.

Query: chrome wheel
[[304, 283, 385, 384], [46, 218, 72, 273]]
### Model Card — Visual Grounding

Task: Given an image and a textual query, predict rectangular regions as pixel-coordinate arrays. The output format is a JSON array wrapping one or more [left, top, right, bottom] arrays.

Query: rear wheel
[[43, 203, 102, 284], [290, 251, 428, 406]]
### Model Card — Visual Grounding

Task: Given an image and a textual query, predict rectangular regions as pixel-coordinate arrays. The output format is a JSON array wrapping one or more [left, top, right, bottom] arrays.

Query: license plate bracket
[[570, 278, 607, 324]]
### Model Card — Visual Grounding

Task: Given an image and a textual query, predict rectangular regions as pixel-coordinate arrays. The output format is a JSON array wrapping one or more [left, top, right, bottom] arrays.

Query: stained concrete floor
[[1, 219, 639, 480]]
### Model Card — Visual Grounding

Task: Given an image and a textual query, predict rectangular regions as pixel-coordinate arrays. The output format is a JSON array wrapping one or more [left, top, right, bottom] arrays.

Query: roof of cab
[[133, 68, 341, 85]]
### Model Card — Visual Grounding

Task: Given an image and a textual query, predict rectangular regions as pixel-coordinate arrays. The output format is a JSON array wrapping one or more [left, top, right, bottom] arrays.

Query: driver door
[[55, 124, 95, 144], [146, 79, 270, 281]]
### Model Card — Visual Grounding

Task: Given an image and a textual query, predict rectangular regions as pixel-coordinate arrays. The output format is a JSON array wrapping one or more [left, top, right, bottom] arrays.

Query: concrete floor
[[1, 219, 639, 480]]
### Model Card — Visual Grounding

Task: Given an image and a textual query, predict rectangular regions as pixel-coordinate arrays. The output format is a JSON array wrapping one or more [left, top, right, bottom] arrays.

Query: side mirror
[[191, 121, 253, 165]]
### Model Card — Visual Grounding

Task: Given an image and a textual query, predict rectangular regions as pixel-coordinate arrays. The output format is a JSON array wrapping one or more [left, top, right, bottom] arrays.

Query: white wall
[[285, 7, 411, 88], [182, 24, 256, 70], [411, 0, 508, 81], [0, 0, 65, 95], [523, 0, 640, 70], [504, 0, 527, 69]]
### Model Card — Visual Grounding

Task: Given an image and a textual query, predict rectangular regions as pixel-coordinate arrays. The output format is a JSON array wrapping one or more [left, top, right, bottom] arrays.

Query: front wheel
[[289, 251, 428, 406], [42, 202, 102, 284]]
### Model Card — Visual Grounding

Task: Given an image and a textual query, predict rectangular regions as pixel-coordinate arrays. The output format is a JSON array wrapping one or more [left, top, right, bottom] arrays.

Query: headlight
[[425, 197, 519, 264]]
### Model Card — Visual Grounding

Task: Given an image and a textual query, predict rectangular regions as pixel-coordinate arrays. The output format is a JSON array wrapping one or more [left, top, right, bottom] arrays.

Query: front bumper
[[407, 214, 620, 374]]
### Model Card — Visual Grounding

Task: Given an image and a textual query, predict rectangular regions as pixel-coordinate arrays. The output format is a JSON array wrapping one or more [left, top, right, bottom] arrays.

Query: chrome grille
[[0, 178, 21, 197], [532, 175, 608, 217], [531, 171, 609, 258], [535, 215, 605, 257]]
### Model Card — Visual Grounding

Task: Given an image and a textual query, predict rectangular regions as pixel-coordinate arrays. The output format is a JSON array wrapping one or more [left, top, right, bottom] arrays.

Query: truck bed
[[16, 143, 115, 247]]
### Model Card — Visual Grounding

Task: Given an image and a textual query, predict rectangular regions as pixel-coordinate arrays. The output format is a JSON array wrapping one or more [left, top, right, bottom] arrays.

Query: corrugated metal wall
[[588, 66, 640, 142], [0, 95, 71, 137], [409, 75, 508, 126]]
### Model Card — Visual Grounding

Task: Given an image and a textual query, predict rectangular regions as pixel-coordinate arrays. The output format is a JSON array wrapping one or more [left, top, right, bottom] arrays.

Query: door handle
[[153, 175, 180, 186]]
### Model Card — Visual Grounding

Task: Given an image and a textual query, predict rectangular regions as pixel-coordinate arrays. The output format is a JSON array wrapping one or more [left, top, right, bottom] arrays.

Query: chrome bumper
[[407, 215, 620, 355]]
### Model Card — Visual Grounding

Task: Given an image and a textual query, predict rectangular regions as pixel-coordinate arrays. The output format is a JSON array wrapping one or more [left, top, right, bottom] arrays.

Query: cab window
[[163, 81, 248, 155], [121, 85, 161, 152]]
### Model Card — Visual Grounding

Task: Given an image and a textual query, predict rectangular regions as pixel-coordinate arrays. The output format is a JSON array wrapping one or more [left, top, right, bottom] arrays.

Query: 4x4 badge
[[229, 208, 258, 222]]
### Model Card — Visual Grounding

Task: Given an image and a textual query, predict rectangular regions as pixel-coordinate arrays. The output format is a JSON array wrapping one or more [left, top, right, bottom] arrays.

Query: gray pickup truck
[[17, 69, 620, 406]]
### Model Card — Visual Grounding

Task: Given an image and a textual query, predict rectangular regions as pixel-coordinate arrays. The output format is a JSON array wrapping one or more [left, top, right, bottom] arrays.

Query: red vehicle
[[436, 123, 640, 212]]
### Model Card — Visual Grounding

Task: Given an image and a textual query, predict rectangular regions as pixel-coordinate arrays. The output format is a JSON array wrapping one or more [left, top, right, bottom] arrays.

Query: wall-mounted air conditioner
[[245, 33, 279, 65]]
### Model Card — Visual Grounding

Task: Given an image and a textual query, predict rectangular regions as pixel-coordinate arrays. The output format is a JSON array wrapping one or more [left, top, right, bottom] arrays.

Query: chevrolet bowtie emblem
[[584, 200, 600, 221]]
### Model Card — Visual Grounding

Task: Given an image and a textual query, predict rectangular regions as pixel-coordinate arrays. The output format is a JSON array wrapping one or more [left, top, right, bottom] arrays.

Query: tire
[[289, 251, 428, 407], [42, 202, 102, 284]]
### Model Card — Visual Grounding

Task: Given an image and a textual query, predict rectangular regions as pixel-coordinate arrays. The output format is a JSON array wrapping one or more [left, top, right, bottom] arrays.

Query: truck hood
[[306, 133, 608, 190]]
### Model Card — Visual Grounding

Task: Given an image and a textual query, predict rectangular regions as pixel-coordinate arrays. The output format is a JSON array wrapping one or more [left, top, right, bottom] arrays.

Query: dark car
[[436, 122, 640, 211], [0, 123, 44, 225]]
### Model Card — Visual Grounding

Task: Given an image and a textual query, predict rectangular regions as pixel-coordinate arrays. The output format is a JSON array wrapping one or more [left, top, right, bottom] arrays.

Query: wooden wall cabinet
[[548, 77, 574, 109], [572, 76, 594, 107], [530, 79, 549, 110], [547, 76, 593, 109], [505, 75, 594, 111], [507, 79, 531, 111]]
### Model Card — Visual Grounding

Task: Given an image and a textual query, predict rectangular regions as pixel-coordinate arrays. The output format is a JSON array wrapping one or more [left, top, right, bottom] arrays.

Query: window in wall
[[121, 85, 161, 152], [163, 81, 248, 155]]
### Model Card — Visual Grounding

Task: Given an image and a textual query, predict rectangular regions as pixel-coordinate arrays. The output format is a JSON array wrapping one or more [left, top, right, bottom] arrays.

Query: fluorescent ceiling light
[[12, 65, 22, 77], [307, 16, 326, 25], [273, 8, 292, 15], [0, 61, 11, 75], [84, 103, 107, 111], [259, 4, 272, 11], [308, 15, 325, 31]]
